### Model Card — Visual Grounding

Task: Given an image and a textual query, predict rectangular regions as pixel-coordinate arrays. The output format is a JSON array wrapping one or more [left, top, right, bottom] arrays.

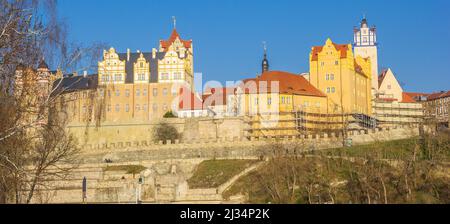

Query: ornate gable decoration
[[159, 29, 192, 52]]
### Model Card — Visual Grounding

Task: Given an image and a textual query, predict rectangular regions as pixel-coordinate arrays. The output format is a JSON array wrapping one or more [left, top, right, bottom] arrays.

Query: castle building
[[309, 38, 372, 115], [353, 17, 379, 94], [58, 28, 196, 125]]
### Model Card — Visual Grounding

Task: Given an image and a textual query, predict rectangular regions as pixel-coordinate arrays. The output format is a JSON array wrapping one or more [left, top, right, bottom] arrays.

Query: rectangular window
[[268, 98, 272, 105], [326, 87, 330, 93], [163, 104, 167, 111], [330, 74, 334, 80], [143, 104, 148, 112], [107, 104, 111, 112], [115, 104, 120, 112], [115, 74, 122, 81], [331, 87, 336, 93], [172, 88, 179, 96], [136, 104, 140, 111], [125, 89, 130, 97], [143, 89, 147, 96], [99, 89, 104, 97], [115, 90, 120, 96], [326, 74, 329, 80], [153, 88, 158, 97], [281, 97, 285, 104], [287, 97, 291, 104], [161, 73, 169, 80], [125, 104, 129, 112], [163, 88, 168, 96], [136, 89, 140, 96], [335, 61, 339, 65], [152, 104, 158, 112]]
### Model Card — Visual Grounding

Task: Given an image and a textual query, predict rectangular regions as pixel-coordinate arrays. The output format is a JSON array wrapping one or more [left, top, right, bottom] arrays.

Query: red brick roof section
[[427, 90, 450, 101], [403, 92, 430, 98], [242, 71, 327, 97], [160, 29, 192, 51], [311, 43, 349, 61], [401, 92, 417, 103]]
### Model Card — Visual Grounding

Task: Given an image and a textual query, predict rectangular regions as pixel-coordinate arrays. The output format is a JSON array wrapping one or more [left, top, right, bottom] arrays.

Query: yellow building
[[309, 38, 372, 115], [235, 70, 330, 136], [56, 28, 195, 126]]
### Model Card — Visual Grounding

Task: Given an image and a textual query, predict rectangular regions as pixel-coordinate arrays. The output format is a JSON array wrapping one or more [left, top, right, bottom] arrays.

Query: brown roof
[[160, 29, 192, 51], [311, 43, 349, 61], [427, 91, 450, 101], [242, 71, 326, 97]]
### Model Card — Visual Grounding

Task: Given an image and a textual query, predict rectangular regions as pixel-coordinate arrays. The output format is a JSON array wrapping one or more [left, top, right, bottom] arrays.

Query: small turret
[[262, 42, 269, 73]]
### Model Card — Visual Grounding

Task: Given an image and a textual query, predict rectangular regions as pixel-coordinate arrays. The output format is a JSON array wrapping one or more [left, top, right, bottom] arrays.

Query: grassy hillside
[[223, 134, 450, 204], [187, 159, 258, 188]]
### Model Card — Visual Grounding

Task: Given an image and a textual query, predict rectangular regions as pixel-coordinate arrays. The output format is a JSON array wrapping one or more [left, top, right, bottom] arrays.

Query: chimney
[[152, 48, 156, 59], [73, 71, 78, 77], [83, 71, 88, 78], [127, 48, 130, 61]]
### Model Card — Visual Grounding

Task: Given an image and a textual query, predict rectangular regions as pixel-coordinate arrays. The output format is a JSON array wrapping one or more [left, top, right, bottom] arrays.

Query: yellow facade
[[309, 38, 372, 115], [64, 29, 194, 126]]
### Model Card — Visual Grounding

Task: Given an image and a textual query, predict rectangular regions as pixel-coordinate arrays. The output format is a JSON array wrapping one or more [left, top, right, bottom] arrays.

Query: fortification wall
[[67, 117, 245, 147], [29, 126, 419, 204]]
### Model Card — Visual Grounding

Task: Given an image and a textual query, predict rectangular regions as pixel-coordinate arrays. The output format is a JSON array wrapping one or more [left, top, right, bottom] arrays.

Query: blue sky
[[58, 0, 450, 93]]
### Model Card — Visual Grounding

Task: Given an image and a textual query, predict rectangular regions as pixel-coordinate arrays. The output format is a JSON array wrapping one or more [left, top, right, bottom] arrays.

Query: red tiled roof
[[311, 43, 349, 61], [242, 71, 326, 97], [178, 87, 203, 111], [160, 29, 192, 51], [404, 92, 430, 98], [401, 92, 416, 103], [427, 91, 450, 101]]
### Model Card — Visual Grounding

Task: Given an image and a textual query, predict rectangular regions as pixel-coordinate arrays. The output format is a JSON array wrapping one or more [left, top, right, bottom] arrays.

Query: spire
[[172, 16, 176, 29], [262, 41, 269, 73]]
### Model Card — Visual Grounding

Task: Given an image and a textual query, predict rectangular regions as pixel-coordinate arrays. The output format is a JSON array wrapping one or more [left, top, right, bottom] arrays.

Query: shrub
[[163, 111, 177, 118], [153, 122, 181, 144]]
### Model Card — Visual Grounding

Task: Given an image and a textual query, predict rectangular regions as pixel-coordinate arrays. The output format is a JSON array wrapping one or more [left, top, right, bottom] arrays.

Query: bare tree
[[0, 0, 104, 203]]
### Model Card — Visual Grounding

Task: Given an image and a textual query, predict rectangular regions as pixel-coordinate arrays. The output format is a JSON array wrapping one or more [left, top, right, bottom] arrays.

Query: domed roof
[[361, 18, 368, 28]]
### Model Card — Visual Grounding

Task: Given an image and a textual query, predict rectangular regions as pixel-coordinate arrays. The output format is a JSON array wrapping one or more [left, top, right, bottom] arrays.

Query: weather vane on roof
[[172, 16, 176, 29], [262, 41, 267, 54]]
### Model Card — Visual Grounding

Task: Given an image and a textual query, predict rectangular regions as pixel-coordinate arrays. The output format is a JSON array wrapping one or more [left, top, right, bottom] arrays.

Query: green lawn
[[187, 159, 258, 188]]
